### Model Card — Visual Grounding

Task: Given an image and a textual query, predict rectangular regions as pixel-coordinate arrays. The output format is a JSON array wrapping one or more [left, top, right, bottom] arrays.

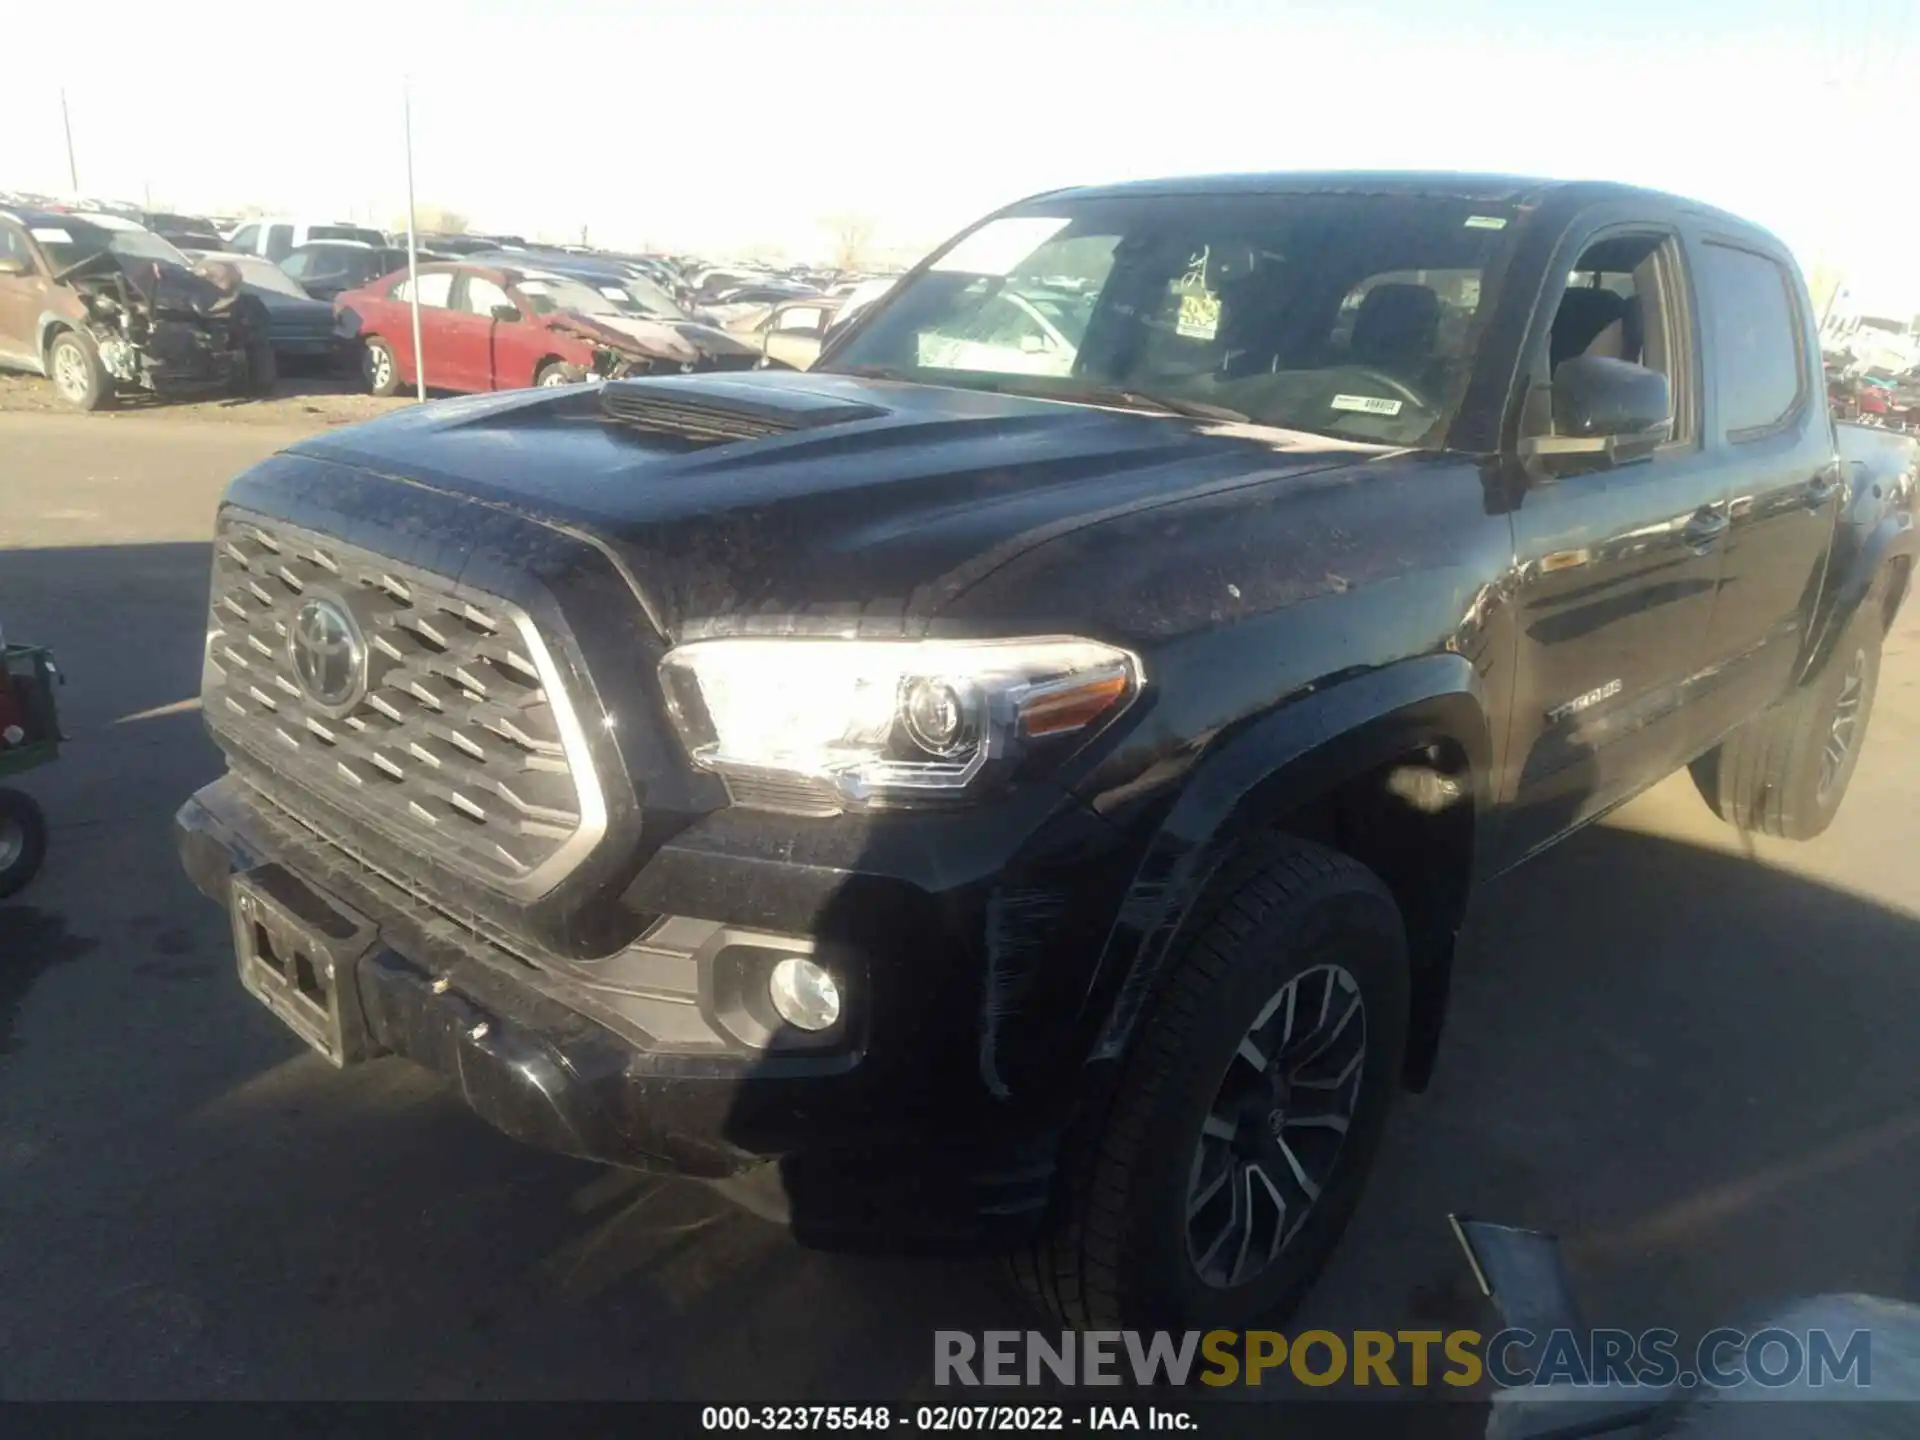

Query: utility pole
[[60, 89, 80, 193], [403, 78, 427, 404]]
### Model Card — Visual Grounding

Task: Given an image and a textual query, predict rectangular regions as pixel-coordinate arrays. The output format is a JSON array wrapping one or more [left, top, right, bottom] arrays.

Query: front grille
[[203, 513, 603, 897]]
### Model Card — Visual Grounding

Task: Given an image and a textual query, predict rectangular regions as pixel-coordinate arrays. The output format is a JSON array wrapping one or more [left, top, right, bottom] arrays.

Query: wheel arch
[[1084, 652, 1493, 1092], [36, 312, 77, 367], [1802, 513, 1917, 682]]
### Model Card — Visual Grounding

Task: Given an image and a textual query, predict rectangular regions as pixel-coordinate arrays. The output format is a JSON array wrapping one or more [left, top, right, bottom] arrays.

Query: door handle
[[1805, 470, 1842, 508], [1681, 507, 1730, 553]]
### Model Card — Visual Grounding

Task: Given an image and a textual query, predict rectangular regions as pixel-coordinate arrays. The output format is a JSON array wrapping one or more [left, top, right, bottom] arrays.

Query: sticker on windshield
[[29, 227, 72, 244], [1331, 393, 1404, 416], [930, 217, 1072, 276], [1464, 215, 1508, 230]]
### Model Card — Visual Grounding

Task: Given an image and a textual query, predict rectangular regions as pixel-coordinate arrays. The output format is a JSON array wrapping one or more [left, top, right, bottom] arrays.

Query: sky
[[5, 0, 1918, 313]]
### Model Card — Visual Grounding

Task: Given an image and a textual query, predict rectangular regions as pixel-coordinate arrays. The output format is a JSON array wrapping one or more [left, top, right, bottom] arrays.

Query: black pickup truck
[[177, 172, 1916, 1331]]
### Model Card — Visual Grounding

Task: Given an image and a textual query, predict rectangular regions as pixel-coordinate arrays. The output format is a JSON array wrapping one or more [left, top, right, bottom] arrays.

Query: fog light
[[768, 957, 841, 1032]]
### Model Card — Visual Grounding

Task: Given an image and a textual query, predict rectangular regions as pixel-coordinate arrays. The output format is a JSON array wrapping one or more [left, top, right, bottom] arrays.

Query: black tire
[[362, 336, 400, 397], [46, 329, 112, 412], [535, 360, 587, 388], [238, 331, 278, 398], [1011, 836, 1410, 1330], [0, 788, 48, 900], [1691, 602, 1882, 841]]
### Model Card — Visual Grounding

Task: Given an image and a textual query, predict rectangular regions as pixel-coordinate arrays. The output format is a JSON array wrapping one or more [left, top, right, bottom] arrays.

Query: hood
[[270, 371, 1391, 641], [61, 250, 242, 320]]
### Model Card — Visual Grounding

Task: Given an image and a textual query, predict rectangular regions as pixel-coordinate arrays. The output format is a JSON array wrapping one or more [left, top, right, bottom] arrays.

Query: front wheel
[[1011, 837, 1409, 1330], [236, 332, 278, 398], [535, 360, 587, 388], [361, 336, 400, 397], [1691, 601, 1883, 841], [47, 330, 111, 412], [0, 788, 48, 899]]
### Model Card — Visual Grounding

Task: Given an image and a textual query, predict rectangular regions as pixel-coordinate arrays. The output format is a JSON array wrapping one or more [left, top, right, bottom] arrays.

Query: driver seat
[[1350, 283, 1441, 382]]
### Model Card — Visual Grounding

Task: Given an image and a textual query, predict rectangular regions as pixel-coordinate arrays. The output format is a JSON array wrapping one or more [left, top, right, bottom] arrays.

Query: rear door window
[[1697, 242, 1806, 440]]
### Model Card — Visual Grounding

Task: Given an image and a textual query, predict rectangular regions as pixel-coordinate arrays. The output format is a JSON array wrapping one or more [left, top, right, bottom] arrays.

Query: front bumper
[[176, 773, 1129, 1251]]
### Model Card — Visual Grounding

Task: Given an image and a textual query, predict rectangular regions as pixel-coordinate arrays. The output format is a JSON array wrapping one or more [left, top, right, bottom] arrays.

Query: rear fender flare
[[1084, 652, 1493, 1073], [1801, 511, 1916, 681]]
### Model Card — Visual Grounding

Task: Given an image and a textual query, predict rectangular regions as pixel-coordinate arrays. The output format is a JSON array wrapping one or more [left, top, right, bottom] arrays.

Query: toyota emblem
[[289, 595, 368, 715]]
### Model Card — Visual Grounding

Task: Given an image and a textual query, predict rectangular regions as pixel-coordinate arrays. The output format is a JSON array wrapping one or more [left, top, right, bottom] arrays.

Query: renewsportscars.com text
[[934, 1327, 1872, 1390]]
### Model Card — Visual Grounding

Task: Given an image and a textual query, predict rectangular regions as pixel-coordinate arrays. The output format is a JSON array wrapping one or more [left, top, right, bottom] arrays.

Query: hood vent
[[599, 377, 888, 447]]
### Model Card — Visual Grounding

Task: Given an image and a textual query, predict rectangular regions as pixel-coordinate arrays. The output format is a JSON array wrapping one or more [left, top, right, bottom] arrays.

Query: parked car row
[[0, 187, 915, 405]]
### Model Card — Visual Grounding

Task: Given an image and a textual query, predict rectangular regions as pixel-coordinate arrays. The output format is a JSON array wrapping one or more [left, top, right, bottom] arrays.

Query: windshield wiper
[[1045, 386, 1250, 423]]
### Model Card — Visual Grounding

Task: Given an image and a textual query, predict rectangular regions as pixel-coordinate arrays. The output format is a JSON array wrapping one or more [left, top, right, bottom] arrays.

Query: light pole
[[403, 77, 427, 403], [60, 89, 79, 193]]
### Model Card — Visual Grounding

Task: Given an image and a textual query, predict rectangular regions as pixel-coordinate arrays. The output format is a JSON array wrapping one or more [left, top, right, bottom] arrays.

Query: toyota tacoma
[[177, 173, 1916, 1330]]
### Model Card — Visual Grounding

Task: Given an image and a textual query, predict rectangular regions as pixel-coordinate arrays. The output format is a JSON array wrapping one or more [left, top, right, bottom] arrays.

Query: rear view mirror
[[0, 256, 29, 277], [490, 304, 521, 324], [1521, 356, 1672, 465]]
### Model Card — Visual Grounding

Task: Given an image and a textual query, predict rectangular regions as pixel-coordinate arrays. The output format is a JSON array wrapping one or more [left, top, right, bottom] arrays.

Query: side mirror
[[1521, 356, 1672, 465], [490, 304, 521, 324], [0, 256, 29, 277]]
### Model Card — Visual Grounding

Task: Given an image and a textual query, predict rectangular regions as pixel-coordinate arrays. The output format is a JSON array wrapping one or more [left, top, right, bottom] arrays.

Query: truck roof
[[1038, 170, 1767, 235]]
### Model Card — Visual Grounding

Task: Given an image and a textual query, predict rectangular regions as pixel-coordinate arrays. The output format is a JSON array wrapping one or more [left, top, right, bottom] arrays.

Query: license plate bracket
[[230, 864, 382, 1067]]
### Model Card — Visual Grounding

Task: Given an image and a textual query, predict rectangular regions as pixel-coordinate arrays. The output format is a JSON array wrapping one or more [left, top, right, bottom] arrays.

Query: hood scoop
[[599, 375, 889, 447]]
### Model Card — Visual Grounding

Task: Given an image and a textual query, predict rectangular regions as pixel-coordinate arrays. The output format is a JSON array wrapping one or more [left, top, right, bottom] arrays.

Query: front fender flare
[[1083, 652, 1493, 1072]]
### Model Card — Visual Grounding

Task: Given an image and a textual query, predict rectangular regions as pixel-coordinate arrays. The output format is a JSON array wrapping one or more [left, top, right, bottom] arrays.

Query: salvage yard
[[3, 407, 1920, 1401]]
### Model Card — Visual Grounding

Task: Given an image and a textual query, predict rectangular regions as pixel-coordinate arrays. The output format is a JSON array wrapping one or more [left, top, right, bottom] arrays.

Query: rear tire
[[47, 330, 111, 412], [1691, 602, 1882, 841], [236, 330, 278, 398], [0, 788, 48, 899], [361, 336, 400, 397], [1010, 836, 1409, 1330]]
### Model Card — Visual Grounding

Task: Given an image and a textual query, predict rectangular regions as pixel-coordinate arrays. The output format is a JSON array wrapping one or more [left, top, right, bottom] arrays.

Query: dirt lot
[[2, 406, 1919, 1406], [0, 370, 407, 428]]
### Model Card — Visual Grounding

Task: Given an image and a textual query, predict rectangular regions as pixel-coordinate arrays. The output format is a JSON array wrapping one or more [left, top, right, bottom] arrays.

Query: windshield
[[618, 270, 689, 319], [515, 274, 623, 316], [823, 192, 1518, 445], [34, 222, 191, 274]]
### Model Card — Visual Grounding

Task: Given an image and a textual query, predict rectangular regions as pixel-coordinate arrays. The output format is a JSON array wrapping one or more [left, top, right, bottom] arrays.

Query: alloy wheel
[[1185, 963, 1367, 1288], [0, 814, 22, 873], [1817, 647, 1869, 804], [52, 343, 89, 404]]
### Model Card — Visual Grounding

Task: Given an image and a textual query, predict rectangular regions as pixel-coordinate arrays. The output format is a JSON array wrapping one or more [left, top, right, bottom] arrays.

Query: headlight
[[659, 636, 1141, 810]]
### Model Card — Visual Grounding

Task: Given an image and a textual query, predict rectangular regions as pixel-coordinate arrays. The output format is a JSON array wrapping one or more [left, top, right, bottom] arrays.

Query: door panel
[[1502, 457, 1729, 855], [1498, 225, 1729, 858], [0, 225, 47, 368], [1685, 241, 1841, 738]]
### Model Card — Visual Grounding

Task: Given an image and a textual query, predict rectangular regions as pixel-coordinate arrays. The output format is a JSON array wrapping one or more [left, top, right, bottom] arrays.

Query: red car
[[334, 260, 759, 396]]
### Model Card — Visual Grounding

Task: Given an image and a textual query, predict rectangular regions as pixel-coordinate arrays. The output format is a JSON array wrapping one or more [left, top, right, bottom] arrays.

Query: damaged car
[[332, 260, 766, 396], [0, 210, 275, 411]]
